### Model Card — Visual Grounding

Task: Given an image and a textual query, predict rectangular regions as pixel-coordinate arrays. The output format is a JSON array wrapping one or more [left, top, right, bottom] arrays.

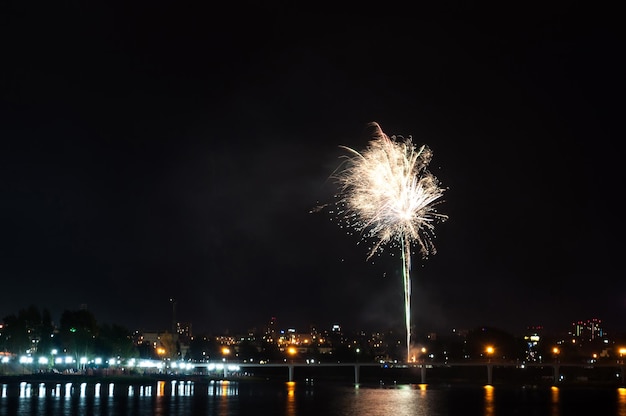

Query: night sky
[[2, 5, 624, 336]]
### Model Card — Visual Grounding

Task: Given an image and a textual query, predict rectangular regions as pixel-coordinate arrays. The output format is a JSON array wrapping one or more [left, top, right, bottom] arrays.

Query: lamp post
[[51, 349, 58, 372], [355, 347, 361, 385], [552, 346, 560, 384], [287, 346, 297, 382], [485, 346, 494, 385], [222, 347, 230, 378], [420, 347, 427, 384], [619, 348, 626, 385]]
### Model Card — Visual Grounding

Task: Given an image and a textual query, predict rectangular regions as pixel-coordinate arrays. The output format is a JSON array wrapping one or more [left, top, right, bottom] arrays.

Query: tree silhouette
[[59, 308, 98, 360]]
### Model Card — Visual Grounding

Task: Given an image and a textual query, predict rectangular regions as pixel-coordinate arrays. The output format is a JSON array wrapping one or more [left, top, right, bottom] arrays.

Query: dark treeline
[[0, 305, 137, 360]]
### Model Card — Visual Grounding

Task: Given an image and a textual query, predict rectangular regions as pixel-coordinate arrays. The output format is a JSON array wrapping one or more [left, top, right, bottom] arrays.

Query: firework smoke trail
[[331, 122, 447, 363]]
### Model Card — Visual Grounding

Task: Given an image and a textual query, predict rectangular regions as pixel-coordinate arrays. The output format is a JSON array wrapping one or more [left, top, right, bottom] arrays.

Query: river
[[2, 378, 626, 415]]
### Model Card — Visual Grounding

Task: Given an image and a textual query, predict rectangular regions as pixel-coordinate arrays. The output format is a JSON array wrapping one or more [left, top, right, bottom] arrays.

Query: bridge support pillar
[[354, 364, 360, 384], [288, 365, 294, 382], [487, 363, 493, 385], [421, 365, 426, 384], [553, 364, 559, 384]]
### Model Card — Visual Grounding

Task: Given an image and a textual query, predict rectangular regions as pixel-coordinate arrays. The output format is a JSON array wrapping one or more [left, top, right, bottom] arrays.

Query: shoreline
[[0, 373, 250, 386], [0, 371, 624, 390]]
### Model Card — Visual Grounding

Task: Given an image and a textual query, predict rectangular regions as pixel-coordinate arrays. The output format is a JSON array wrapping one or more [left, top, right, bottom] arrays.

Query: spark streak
[[331, 122, 447, 362]]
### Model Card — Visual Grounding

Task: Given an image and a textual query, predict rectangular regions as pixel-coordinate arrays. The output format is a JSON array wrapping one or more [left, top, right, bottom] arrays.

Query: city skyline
[[2, 6, 623, 336], [0, 302, 620, 342]]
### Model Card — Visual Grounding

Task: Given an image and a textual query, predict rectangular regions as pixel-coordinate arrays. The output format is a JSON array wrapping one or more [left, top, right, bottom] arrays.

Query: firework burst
[[331, 122, 447, 362]]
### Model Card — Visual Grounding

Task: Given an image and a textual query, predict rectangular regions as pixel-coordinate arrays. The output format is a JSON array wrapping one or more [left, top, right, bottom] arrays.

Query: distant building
[[523, 330, 542, 362], [571, 318, 606, 342], [176, 322, 192, 341]]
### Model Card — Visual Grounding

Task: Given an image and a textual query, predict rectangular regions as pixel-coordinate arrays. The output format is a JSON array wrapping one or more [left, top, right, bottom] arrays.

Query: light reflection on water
[[551, 386, 560, 416], [347, 384, 442, 416], [483, 385, 494, 416], [618, 388, 626, 416], [286, 381, 296, 416], [1, 380, 626, 415]]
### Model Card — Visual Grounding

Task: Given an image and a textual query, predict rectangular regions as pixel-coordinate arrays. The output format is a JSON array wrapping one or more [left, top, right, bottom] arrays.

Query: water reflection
[[550, 386, 560, 416], [344, 383, 441, 416], [157, 380, 166, 396], [2, 381, 449, 416], [418, 383, 427, 399], [3, 380, 626, 416], [0, 380, 240, 416], [483, 385, 494, 416], [218, 380, 233, 415], [285, 381, 296, 416], [7, 381, 183, 400], [618, 387, 626, 416]]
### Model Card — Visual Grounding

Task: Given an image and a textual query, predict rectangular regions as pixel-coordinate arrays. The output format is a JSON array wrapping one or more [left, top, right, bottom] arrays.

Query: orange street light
[[287, 346, 297, 363], [222, 347, 230, 362], [485, 345, 495, 363]]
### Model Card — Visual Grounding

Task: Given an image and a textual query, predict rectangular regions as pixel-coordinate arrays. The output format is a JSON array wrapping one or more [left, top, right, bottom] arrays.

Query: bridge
[[193, 360, 626, 385]]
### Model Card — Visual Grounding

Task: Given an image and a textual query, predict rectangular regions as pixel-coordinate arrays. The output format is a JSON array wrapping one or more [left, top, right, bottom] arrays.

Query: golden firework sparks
[[331, 122, 447, 362]]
